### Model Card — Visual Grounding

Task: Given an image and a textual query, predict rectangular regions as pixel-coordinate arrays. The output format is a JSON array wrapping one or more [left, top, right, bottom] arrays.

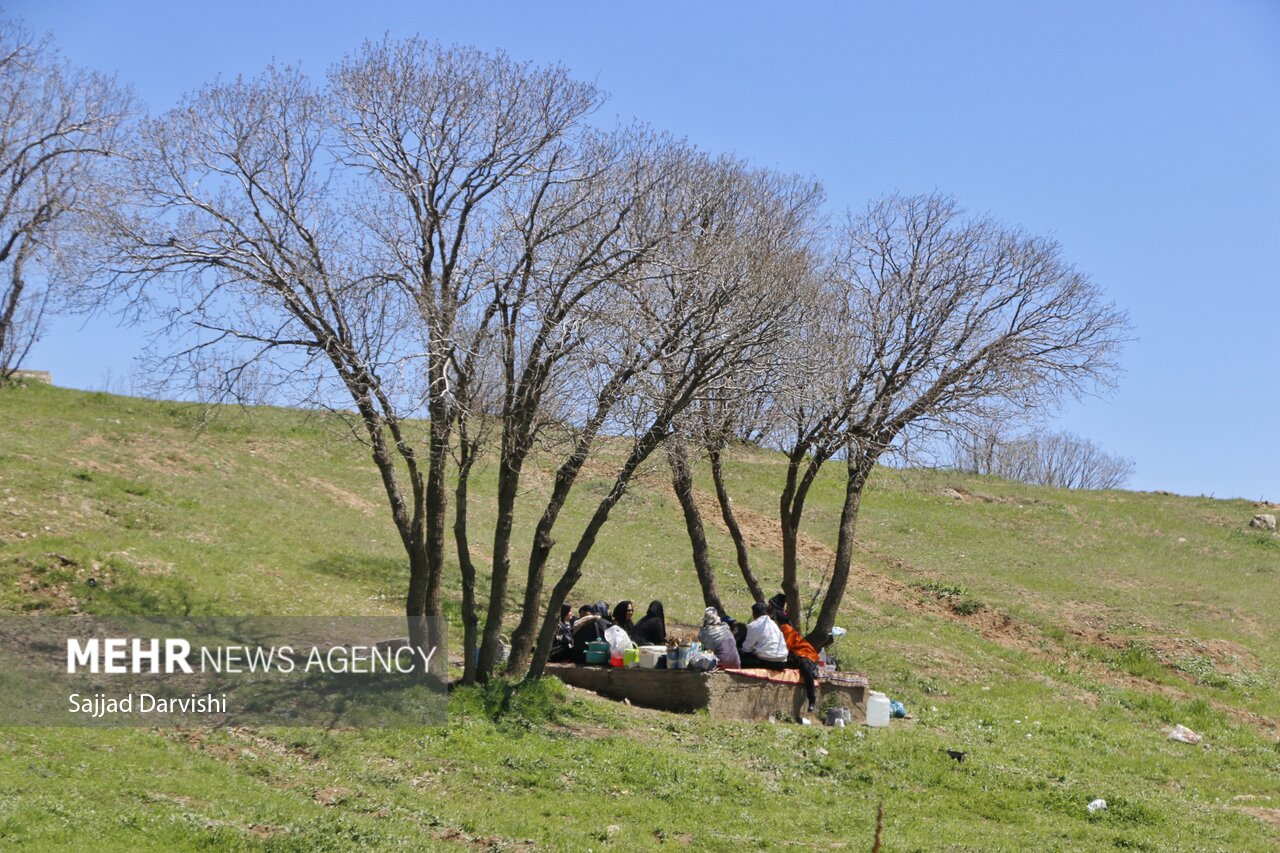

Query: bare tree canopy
[[764, 192, 1130, 641], [951, 426, 1134, 490], [522, 153, 815, 678], [106, 42, 619, 675], [105, 38, 814, 682], [0, 19, 133, 378], [663, 170, 825, 611], [90, 28, 1133, 684]]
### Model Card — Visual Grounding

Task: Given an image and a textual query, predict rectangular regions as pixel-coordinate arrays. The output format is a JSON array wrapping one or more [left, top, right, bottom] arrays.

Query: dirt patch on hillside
[[691, 489, 828, 575], [74, 431, 210, 478], [430, 827, 536, 851], [302, 477, 379, 515], [1230, 805, 1280, 830], [1171, 600, 1270, 643], [1142, 636, 1261, 673], [943, 486, 1019, 505]]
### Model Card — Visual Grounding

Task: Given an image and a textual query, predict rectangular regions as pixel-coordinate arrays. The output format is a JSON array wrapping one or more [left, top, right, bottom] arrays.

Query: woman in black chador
[[631, 600, 666, 646]]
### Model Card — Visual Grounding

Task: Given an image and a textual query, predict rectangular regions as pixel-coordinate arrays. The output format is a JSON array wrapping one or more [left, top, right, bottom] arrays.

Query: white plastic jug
[[866, 691, 891, 728]]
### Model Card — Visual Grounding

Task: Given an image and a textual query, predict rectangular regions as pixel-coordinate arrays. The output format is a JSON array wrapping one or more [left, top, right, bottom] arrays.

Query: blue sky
[[11, 0, 1280, 501]]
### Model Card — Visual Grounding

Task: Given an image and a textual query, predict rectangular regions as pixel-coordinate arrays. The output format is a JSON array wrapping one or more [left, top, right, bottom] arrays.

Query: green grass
[[1, 383, 1278, 850]]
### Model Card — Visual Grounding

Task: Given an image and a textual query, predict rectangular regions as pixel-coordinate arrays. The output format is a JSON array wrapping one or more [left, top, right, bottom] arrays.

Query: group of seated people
[[551, 594, 824, 715], [551, 599, 668, 666]]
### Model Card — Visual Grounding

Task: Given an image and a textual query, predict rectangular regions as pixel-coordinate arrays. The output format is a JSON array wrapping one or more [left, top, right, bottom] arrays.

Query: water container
[[866, 691, 891, 728]]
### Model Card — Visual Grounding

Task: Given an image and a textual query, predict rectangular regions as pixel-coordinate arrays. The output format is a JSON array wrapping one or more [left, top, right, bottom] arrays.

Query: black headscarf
[[632, 600, 666, 646], [612, 600, 636, 637]]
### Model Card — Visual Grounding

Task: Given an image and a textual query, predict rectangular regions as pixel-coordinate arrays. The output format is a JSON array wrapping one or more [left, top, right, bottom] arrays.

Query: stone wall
[[547, 663, 867, 723]]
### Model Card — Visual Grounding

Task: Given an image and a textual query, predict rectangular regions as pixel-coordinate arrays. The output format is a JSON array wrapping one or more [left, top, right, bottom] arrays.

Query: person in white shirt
[[740, 601, 788, 666]]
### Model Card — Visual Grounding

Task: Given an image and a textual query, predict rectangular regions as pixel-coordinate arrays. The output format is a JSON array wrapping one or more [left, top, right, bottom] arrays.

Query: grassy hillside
[[1, 383, 1277, 851]]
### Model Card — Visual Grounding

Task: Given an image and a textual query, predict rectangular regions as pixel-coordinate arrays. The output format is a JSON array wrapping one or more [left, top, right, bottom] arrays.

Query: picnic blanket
[[721, 667, 869, 688]]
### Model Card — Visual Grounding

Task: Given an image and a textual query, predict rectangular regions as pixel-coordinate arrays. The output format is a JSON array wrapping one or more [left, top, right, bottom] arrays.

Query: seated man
[[739, 601, 788, 668], [741, 600, 819, 716]]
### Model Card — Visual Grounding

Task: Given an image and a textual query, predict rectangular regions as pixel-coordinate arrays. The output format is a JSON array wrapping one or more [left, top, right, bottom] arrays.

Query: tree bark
[[505, 366, 636, 673], [668, 440, 723, 612], [421, 392, 451, 678], [0, 247, 28, 378], [778, 448, 806, 626], [708, 446, 763, 604], [477, 451, 522, 681], [808, 454, 876, 645], [452, 428, 480, 685], [778, 444, 831, 628]]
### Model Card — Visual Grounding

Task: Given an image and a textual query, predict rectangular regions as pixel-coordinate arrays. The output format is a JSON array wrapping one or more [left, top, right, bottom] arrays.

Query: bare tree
[[764, 193, 1129, 643], [664, 170, 825, 612], [0, 19, 133, 378], [502, 148, 767, 674], [329, 39, 639, 682], [107, 41, 612, 675], [522, 154, 809, 678], [951, 426, 1133, 489], [443, 126, 683, 681]]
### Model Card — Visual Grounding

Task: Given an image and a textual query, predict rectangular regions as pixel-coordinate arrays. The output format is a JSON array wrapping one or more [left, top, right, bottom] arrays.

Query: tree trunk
[[709, 447, 763, 604], [405, 542, 434, 676], [453, 436, 480, 685], [504, 442, 593, 673], [778, 450, 806, 627], [351, 392, 442, 679], [779, 447, 827, 628], [0, 249, 28, 378], [525, 424, 669, 680], [807, 454, 875, 645], [668, 440, 723, 612], [477, 451, 522, 681], [506, 367, 636, 674], [421, 401, 451, 678]]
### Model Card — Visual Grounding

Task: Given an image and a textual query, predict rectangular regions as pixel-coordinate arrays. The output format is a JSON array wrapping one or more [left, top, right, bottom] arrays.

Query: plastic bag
[[604, 625, 634, 657], [686, 651, 718, 672]]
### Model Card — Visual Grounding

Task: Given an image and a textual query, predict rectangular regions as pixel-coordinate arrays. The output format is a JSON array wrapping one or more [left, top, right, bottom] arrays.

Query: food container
[[638, 645, 666, 669], [584, 639, 610, 665], [622, 647, 640, 668]]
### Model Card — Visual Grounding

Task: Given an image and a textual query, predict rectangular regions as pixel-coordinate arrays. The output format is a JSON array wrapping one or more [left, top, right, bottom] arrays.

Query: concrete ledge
[[547, 663, 867, 723], [8, 369, 51, 384]]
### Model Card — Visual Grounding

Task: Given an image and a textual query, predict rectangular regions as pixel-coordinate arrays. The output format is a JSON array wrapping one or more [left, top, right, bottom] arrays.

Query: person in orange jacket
[[778, 619, 820, 715]]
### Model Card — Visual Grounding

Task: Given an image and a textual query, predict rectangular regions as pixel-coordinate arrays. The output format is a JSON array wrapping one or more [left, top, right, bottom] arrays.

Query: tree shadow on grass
[[307, 553, 406, 601]]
